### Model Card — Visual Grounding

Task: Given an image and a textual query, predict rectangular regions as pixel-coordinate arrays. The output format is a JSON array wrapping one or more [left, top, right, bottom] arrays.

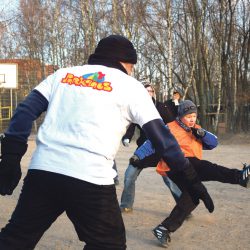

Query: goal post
[[0, 63, 18, 121]]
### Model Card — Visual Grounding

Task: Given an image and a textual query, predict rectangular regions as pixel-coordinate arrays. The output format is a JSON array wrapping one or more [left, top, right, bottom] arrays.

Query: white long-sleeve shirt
[[29, 65, 160, 184]]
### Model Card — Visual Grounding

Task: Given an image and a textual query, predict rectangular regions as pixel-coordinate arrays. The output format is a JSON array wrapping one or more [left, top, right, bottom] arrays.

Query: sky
[[1, 0, 19, 16], [1, 0, 18, 9]]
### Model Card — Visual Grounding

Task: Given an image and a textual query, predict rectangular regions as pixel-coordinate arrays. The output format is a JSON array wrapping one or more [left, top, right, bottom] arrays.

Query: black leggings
[[0, 170, 126, 250], [162, 157, 241, 232]]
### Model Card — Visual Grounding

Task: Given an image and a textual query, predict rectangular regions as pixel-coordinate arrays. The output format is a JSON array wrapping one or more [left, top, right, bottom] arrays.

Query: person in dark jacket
[[120, 84, 182, 212], [122, 87, 183, 147], [162, 89, 183, 122]]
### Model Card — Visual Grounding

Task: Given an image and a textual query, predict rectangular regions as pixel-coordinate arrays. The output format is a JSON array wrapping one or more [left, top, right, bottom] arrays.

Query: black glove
[[0, 136, 27, 195], [129, 155, 143, 168], [183, 163, 214, 213], [191, 127, 206, 139]]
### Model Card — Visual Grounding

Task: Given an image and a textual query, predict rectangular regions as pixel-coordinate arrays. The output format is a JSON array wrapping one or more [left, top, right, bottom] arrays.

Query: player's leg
[[153, 173, 197, 247], [189, 157, 250, 187], [66, 180, 126, 250], [0, 170, 64, 250], [120, 164, 142, 212]]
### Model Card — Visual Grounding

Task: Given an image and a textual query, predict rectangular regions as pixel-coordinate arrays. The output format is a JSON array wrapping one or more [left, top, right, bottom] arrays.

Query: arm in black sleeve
[[5, 89, 48, 142], [142, 118, 188, 171], [0, 89, 48, 195], [122, 123, 136, 141]]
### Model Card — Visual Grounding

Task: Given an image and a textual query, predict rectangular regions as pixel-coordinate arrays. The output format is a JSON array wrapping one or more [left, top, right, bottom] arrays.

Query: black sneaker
[[152, 224, 171, 248], [239, 164, 250, 188]]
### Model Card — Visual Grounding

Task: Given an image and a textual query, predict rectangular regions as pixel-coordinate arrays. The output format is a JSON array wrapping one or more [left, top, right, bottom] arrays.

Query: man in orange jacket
[[131, 100, 250, 248]]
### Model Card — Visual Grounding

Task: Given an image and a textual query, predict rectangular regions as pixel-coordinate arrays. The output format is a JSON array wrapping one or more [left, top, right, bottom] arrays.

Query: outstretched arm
[[5, 89, 48, 142], [191, 127, 218, 150], [122, 123, 136, 141], [202, 131, 218, 150], [134, 140, 155, 160], [0, 90, 48, 196], [142, 119, 187, 171]]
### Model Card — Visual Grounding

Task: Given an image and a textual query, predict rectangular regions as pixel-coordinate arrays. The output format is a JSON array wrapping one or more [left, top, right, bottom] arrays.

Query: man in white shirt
[[0, 35, 214, 250]]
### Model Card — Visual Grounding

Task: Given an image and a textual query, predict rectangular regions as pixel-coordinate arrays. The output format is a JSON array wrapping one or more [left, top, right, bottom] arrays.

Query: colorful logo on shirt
[[61, 72, 112, 92]]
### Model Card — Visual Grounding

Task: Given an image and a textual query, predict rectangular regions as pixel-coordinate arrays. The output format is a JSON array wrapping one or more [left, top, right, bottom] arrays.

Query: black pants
[[162, 157, 241, 232], [0, 170, 126, 250]]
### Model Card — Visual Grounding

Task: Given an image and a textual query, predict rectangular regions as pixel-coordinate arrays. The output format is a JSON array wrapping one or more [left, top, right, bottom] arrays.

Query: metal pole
[[10, 88, 13, 117]]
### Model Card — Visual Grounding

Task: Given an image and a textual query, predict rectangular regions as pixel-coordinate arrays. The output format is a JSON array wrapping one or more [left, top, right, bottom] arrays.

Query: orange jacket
[[156, 120, 202, 176]]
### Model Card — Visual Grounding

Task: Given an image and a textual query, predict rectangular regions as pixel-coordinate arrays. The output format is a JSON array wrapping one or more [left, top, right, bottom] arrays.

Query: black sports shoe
[[239, 164, 250, 188], [152, 224, 171, 248]]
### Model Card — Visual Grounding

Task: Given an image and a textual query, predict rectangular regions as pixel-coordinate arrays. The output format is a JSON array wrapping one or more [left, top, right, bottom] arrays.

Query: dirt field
[[0, 134, 249, 250]]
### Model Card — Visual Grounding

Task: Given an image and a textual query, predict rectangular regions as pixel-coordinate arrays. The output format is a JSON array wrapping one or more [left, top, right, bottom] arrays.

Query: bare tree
[[0, 0, 249, 133]]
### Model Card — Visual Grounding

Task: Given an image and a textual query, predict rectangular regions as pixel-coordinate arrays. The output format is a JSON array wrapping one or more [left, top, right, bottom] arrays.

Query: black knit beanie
[[88, 35, 137, 74], [178, 100, 197, 117]]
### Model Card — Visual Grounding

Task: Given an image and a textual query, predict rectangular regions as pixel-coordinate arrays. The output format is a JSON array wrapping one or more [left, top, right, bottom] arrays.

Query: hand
[[173, 99, 179, 105], [122, 138, 130, 147], [183, 163, 214, 213], [187, 181, 214, 213], [191, 127, 206, 139], [0, 156, 21, 195], [129, 155, 143, 168], [0, 136, 27, 196]]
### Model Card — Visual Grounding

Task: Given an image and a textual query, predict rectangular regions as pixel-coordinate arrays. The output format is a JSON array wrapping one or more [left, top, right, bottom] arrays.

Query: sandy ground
[[0, 134, 249, 250]]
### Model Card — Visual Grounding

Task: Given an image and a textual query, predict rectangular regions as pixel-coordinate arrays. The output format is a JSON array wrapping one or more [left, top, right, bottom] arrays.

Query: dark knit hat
[[173, 88, 184, 97], [169, 86, 184, 98], [178, 100, 197, 117], [89, 35, 137, 64]]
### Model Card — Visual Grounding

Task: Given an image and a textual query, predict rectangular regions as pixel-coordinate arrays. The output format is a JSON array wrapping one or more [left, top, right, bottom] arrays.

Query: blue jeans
[[120, 164, 182, 209], [162, 175, 182, 202]]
